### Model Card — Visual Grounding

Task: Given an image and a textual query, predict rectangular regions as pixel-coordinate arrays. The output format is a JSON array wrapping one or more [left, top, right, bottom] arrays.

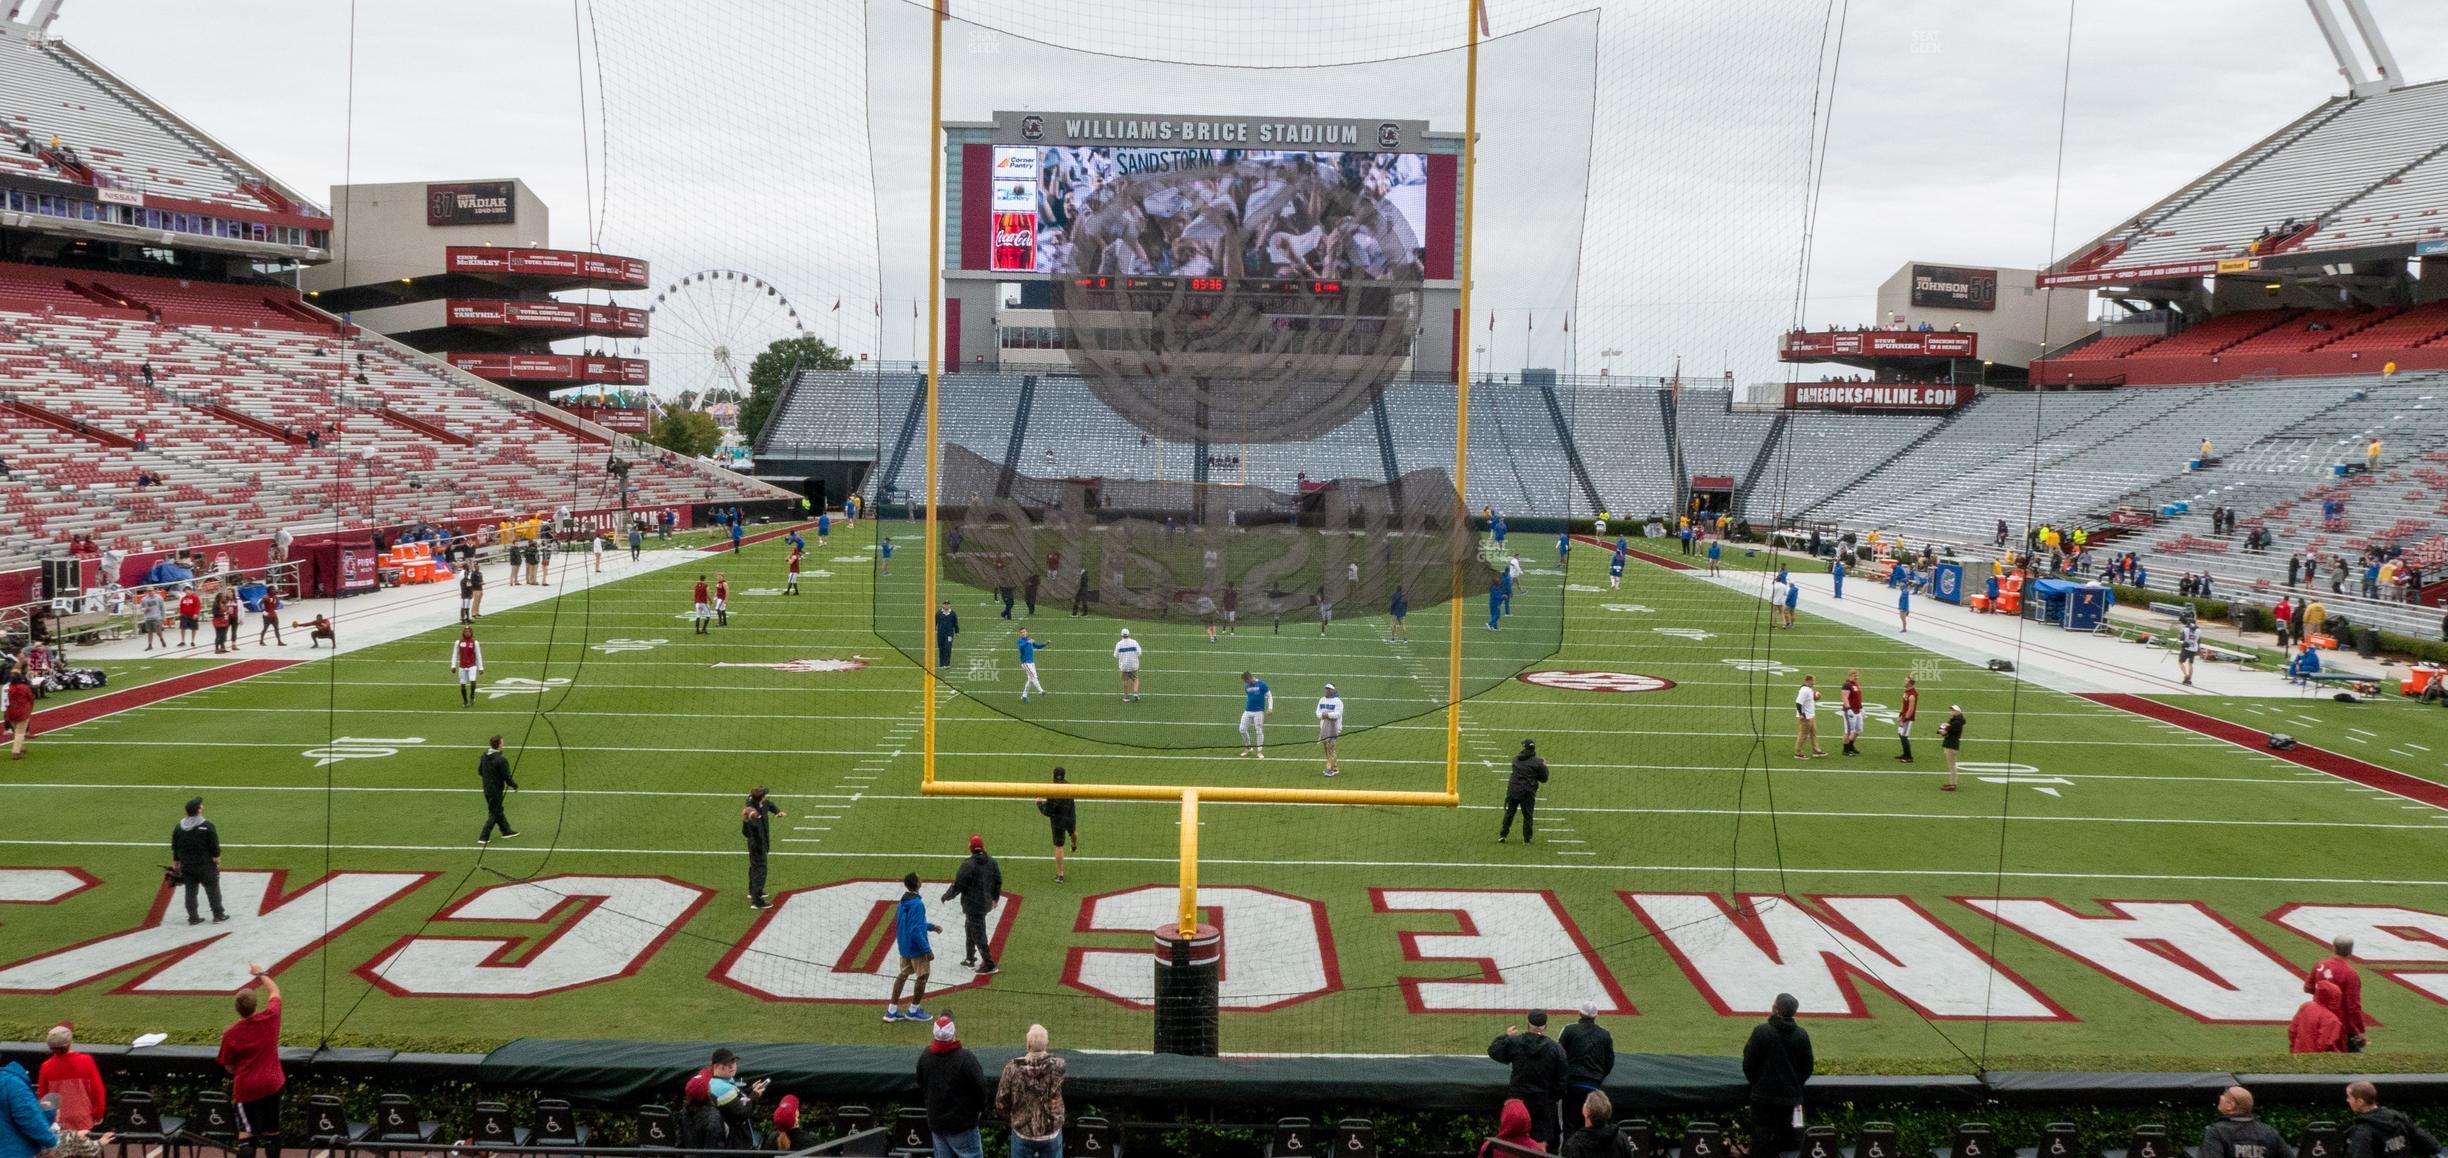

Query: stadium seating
[[1747, 410, 1945, 521], [2080, 79, 2448, 274], [0, 261, 779, 574], [1567, 387, 1676, 517], [789, 370, 1588, 517], [0, 40, 300, 213], [2111, 375, 2448, 637], [1801, 383, 2355, 548]]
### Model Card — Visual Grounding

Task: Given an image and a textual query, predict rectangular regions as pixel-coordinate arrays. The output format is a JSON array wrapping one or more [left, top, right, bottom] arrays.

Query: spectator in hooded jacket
[[2343, 1082, 2439, 1158], [34, 1027, 102, 1133], [1557, 1001, 1614, 1105], [918, 1014, 987, 1158], [2290, 980, 2348, 1053], [993, 1024, 1066, 1158], [1480, 1099, 1541, 1158], [0, 1057, 55, 1158], [2306, 934, 2368, 1049], [1488, 1010, 1567, 1149], [2201, 1087, 2294, 1158], [1743, 993, 1813, 1158]]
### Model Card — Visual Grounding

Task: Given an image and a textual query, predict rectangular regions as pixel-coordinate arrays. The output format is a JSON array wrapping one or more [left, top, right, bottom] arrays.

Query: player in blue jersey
[[1389, 586, 1409, 641], [1831, 556, 1846, 600], [817, 512, 831, 547], [880, 537, 893, 577], [1706, 538, 1722, 576], [1016, 628, 1049, 701], [1608, 546, 1626, 590], [1238, 671, 1274, 757], [1488, 571, 1509, 630], [1557, 531, 1571, 568], [1897, 582, 1912, 633]]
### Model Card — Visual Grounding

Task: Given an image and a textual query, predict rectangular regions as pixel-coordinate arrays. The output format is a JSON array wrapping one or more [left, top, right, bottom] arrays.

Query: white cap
[[1118, 628, 1130, 637], [1323, 683, 1336, 692]]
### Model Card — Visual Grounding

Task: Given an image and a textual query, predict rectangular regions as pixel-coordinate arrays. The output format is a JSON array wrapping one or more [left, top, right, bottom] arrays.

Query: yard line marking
[[2350, 727, 2378, 736], [2407, 742, 2432, 752], [2343, 735, 2370, 745], [32, 837, 2448, 886], [1557, 851, 1596, 857]]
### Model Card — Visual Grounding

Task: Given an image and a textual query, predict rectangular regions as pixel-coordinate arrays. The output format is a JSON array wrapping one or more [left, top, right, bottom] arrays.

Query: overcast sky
[[53, 0, 2448, 386]]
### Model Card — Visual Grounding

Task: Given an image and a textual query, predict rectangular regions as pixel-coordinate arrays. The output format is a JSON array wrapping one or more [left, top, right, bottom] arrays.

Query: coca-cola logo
[[990, 210, 1036, 272]]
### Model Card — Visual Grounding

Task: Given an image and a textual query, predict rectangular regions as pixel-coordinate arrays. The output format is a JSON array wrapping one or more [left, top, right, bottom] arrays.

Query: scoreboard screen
[[1052, 275, 1394, 315], [988, 145, 1430, 282]]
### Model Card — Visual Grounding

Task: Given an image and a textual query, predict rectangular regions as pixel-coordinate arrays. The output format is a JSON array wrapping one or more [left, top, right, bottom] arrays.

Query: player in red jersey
[[692, 576, 712, 634], [1839, 669, 1864, 757], [715, 573, 731, 626], [449, 626, 484, 706], [786, 548, 803, 596]]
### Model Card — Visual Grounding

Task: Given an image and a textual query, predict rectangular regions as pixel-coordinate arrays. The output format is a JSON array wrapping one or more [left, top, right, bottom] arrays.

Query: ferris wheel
[[640, 269, 805, 401]]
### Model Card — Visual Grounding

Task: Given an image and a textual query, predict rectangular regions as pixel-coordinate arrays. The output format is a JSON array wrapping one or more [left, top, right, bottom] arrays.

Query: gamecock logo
[[1517, 670, 1676, 694]]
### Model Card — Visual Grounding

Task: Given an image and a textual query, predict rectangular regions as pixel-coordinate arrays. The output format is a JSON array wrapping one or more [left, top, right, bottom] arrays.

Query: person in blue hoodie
[[0, 1059, 57, 1158], [884, 873, 943, 1024]]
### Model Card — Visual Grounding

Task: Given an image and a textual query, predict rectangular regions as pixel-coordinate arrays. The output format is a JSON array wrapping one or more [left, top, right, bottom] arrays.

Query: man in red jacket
[[36, 1025, 103, 1132], [2289, 979, 2348, 1053], [3, 673, 32, 760], [218, 964, 284, 1158], [2307, 934, 2369, 1050]]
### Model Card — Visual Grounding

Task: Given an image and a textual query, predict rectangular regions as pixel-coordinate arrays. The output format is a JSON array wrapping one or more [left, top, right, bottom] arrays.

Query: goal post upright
[[921, 0, 945, 790], [1445, 0, 1480, 802]]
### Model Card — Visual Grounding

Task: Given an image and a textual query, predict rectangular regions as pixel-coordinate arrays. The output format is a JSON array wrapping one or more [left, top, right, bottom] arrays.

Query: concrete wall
[[1874, 263, 2091, 368], [301, 179, 551, 292]]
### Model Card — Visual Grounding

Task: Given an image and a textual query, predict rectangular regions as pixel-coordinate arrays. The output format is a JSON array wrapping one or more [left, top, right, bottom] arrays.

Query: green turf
[[6, 518, 2446, 1070]]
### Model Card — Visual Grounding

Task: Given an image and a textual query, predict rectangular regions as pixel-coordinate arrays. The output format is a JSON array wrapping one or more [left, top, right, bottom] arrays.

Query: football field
[[6, 520, 2447, 1072]]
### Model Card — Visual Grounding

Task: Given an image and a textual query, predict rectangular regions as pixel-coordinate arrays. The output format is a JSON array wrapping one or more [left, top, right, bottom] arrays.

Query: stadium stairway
[[1368, 392, 1401, 486], [1536, 382, 1604, 516], [1736, 412, 1789, 516], [997, 374, 1038, 499], [874, 371, 931, 502]]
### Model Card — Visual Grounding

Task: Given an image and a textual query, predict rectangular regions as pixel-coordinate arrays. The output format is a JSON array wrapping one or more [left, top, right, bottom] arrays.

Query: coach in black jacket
[[944, 836, 1003, 974], [171, 796, 226, 924], [478, 736, 519, 845], [1498, 739, 1549, 844]]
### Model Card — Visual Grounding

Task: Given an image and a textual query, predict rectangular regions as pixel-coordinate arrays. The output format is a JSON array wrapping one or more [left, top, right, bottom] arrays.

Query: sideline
[[29, 659, 297, 737], [2082, 692, 2448, 811]]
